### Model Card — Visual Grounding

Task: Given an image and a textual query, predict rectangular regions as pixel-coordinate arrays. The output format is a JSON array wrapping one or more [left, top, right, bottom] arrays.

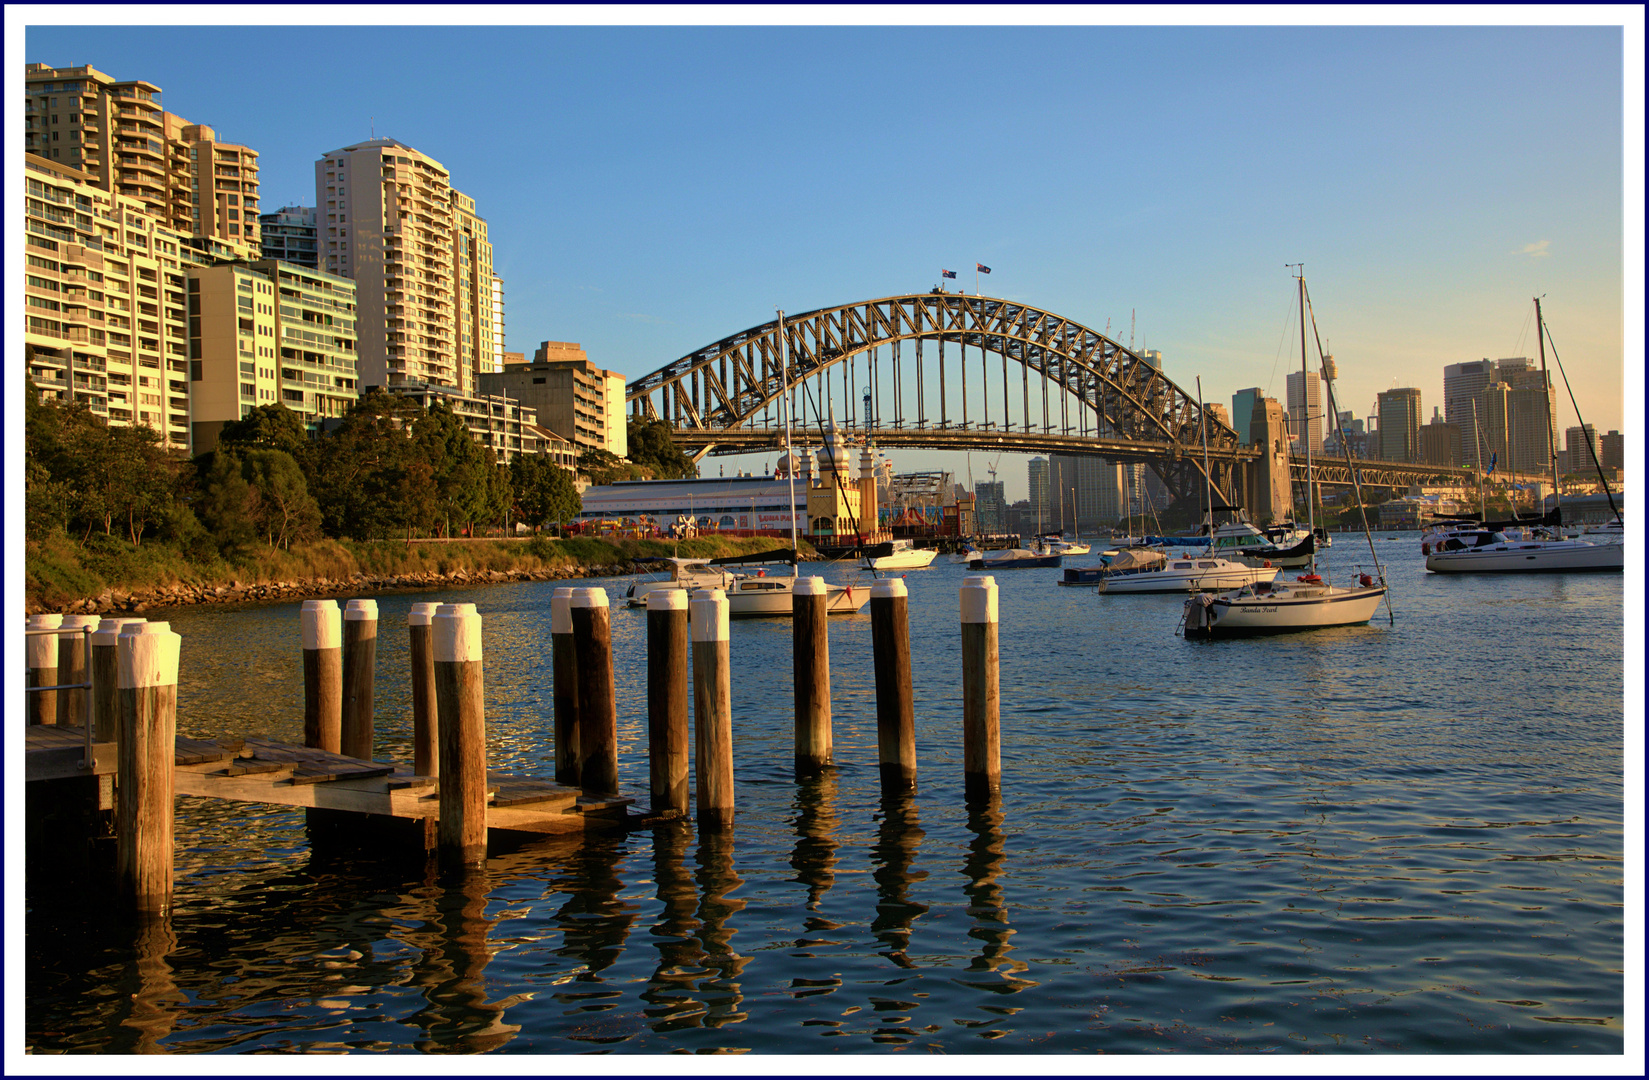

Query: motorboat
[[947, 543, 980, 564], [1042, 537, 1091, 557], [968, 547, 1061, 570], [1183, 574, 1388, 637], [625, 555, 871, 616], [1422, 527, 1623, 573], [862, 538, 939, 571], [1071, 550, 1280, 593]]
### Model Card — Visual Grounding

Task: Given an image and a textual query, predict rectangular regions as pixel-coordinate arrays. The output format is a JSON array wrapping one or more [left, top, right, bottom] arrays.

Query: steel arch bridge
[[626, 292, 1259, 504]]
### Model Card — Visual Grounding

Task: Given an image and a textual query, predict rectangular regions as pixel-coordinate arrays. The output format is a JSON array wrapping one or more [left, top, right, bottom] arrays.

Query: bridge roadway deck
[[24, 725, 632, 835]]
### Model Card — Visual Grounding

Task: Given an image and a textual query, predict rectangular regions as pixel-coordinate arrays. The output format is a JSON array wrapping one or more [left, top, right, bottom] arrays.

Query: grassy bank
[[24, 532, 807, 612]]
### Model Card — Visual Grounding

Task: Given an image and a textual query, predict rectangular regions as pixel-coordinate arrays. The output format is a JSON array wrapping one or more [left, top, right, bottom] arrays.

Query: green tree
[[193, 449, 259, 556], [412, 402, 489, 537], [307, 390, 428, 539], [216, 402, 310, 457], [482, 458, 514, 534], [578, 447, 629, 486], [510, 453, 582, 531], [241, 448, 323, 549], [626, 418, 697, 479]]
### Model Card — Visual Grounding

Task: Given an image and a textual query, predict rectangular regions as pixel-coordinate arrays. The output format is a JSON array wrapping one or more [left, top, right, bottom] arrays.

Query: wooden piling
[[26, 614, 63, 726], [571, 588, 618, 796], [301, 600, 342, 753], [647, 589, 691, 816], [691, 588, 734, 831], [792, 575, 833, 775], [116, 620, 181, 915], [91, 617, 143, 744], [433, 602, 486, 870], [408, 602, 440, 777], [870, 578, 917, 793], [57, 615, 100, 727], [550, 587, 580, 787], [341, 598, 378, 761], [961, 575, 1001, 798]]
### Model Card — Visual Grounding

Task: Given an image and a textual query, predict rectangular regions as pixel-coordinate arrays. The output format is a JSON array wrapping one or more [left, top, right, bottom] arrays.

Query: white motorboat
[[626, 556, 871, 616], [862, 539, 939, 571], [1181, 270, 1391, 638], [1077, 550, 1279, 593], [947, 544, 980, 565], [1422, 528, 1623, 573], [1183, 574, 1388, 637]]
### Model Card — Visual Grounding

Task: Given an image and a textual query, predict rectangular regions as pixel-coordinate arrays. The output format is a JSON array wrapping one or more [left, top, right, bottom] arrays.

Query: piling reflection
[[111, 915, 184, 1053], [641, 820, 705, 1030], [958, 796, 1036, 992], [692, 826, 748, 1027], [870, 793, 928, 968], [542, 831, 641, 1045], [405, 864, 521, 1052], [790, 771, 841, 916]]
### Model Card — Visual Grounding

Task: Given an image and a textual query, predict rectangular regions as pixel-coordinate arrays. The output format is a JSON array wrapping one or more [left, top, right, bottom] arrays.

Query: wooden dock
[[24, 724, 632, 836]]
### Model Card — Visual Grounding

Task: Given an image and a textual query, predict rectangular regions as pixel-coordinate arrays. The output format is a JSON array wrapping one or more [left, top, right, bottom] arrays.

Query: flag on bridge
[[942, 269, 956, 278], [977, 263, 992, 273]]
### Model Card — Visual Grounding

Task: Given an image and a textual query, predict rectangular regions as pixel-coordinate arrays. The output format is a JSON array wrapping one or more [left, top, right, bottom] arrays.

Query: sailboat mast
[[1298, 270, 1315, 571], [1195, 375, 1213, 536], [778, 309, 800, 561], [1535, 297, 1561, 525]]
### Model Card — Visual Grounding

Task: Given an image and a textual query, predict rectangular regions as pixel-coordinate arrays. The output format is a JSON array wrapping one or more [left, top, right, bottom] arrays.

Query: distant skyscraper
[[1231, 387, 1262, 447], [1286, 369, 1323, 457], [1443, 360, 1496, 467], [1564, 424, 1601, 476], [1137, 348, 1163, 371], [1027, 457, 1050, 528], [1600, 430, 1624, 472], [1377, 388, 1423, 463], [1050, 453, 1126, 532], [1419, 407, 1461, 467], [974, 480, 1006, 533]]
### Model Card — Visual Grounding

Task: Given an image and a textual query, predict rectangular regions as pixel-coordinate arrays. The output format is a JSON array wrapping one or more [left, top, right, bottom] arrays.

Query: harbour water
[[25, 537, 1625, 1054]]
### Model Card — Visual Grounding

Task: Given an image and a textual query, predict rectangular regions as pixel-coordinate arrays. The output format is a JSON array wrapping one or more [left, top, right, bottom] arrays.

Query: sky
[[15, 9, 1641, 501]]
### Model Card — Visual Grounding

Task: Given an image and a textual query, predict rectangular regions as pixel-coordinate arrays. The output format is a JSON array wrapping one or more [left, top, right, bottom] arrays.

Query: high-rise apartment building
[[1562, 425, 1601, 477], [317, 139, 460, 390], [1377, 387, 1423, 463], [259, 205, 317, 267], [1286, 369, 1323, 457], [490, 273, 506, 375], [477, 341, 628, 458], [24, 64, 260, 259], [1231, 387, 1262, 447], [186, 259, 359, 451], [1049, 453, 1126, 531], [451, 189, 496, 389], [24, 152, 195, 450]]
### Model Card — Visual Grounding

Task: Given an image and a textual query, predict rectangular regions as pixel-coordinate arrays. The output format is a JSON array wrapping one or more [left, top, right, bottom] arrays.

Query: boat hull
[[1425, 543, 1622, 573], [863, 547, 939, 570], [968, 555, 1062, 569], [1095, 565, 1280, 594], [1185, 585, 1387, 637]]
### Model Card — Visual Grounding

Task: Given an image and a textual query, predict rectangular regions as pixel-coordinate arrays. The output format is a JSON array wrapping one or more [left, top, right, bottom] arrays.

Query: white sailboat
[[1183, 269, 1388, 638], [862, 538, 940, 571]]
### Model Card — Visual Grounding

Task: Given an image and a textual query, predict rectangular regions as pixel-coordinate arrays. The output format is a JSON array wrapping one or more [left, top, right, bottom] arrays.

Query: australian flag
[[977, 263, 992, 274], [941, 269, 956, 279]]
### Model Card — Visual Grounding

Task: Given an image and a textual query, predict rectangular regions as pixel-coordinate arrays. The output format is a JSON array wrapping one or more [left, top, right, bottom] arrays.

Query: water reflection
[[870, 793, 928, 969], [959, 796, 1035, 992], [110, 915, 184, 1053], [790, 771, 841, 914], [642, 821, 705, 1031], [543, 831, 640, 1045], [693, 827, 748, 1027], [403, 864, 521, 1052]]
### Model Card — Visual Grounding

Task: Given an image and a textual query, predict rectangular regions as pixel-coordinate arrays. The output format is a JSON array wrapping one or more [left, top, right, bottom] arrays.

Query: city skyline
[[16, 11, 1639, 502]]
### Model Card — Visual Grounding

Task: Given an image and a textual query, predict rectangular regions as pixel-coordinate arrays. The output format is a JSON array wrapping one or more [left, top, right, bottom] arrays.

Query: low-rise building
[[387, 381, 547, 463], [478, 341, 628, 458]]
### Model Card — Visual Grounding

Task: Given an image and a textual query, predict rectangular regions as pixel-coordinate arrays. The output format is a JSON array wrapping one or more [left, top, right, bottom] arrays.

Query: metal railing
[[25, 624, 98, 769]]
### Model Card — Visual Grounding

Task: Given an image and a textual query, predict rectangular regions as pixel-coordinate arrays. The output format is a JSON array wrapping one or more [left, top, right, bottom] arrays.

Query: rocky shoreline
[[42, 561, 654, 617]]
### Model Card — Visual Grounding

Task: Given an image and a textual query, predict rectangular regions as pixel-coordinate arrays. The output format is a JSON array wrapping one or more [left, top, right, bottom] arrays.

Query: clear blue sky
[[20, 14, 1638, 500]]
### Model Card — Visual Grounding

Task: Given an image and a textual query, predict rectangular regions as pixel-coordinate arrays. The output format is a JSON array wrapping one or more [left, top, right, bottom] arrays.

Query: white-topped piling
[[691, 588, 734, 831], [571, 588, 618, 795], [870, 578, 916, 792], [961, 575, 1001, 798], [300, 600, 342, 753], [433, 602, 486, 869], [341, 598, 378, 761], [116, 621, 181, 915], [91, 617, 143, 744], [792, 576, 833, 775], [550, 587, 580, 787], [408, 602, 440, 777], [27, 614, 64, 726], [56, 615, 100, 727], [647, 589, 691, 815]]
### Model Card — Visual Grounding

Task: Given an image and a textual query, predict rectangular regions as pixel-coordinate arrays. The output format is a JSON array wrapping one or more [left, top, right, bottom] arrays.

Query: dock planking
[[26, 727, 630, 835]]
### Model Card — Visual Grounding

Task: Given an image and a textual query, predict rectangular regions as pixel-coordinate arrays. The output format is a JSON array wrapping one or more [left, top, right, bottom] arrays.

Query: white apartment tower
[[1286, 369, 1323, 457], [490, 272, 506, 375], [317, 138, 464, 391]]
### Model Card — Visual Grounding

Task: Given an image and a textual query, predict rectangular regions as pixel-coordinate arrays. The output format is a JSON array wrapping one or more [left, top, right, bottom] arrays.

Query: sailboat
[[1183, 269, 1388, 638], [1423, 298, 1622, 574]]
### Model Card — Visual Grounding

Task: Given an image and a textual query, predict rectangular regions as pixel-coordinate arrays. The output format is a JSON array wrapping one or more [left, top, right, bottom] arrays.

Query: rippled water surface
[[26, 539, 1625, 1054]]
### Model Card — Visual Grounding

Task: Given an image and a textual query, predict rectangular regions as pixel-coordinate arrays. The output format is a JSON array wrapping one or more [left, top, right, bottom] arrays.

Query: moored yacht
[[1422, 527, 1622, 573], [861, 538, 939, 571], [625, 555, 871, 616]]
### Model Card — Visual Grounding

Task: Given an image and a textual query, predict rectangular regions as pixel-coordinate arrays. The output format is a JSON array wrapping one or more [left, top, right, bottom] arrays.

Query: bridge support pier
[[1246, 398, 1293, 525]]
